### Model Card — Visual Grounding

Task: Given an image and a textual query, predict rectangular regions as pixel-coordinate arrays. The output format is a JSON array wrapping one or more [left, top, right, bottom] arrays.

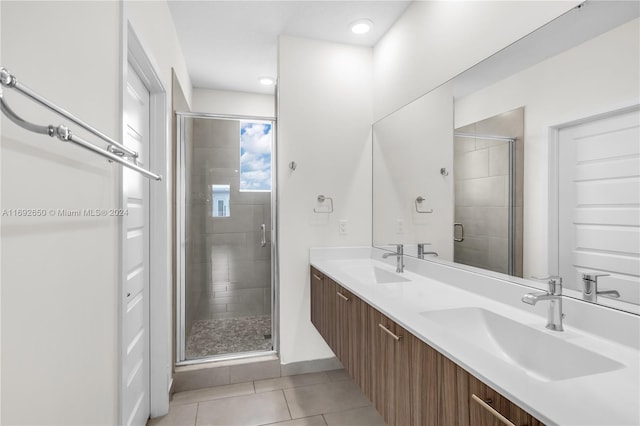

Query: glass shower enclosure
[[176, 113, 277, 363]]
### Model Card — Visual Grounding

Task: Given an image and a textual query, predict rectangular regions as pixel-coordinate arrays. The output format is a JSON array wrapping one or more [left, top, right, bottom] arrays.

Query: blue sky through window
[[240, 121, 272, 191]]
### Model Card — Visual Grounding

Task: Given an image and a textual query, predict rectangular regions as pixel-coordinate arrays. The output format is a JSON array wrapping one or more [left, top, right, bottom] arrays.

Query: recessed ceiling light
[[350, 19, 373, 35], [259, 77, 276, 86]]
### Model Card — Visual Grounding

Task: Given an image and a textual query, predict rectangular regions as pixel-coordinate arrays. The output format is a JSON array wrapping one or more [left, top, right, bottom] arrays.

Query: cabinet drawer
[[469, 376, 544, 426]]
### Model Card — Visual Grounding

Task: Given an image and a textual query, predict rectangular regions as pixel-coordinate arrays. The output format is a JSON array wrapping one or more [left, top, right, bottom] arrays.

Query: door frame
[[547, 103, 640, 277], [175, 112, 279, 365], [119, 21, 170, 423]]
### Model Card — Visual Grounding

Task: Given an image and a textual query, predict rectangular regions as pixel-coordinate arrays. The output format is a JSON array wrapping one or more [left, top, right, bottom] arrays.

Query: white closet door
[[122, 63, 151, 426], [558, 108, 640, 304]]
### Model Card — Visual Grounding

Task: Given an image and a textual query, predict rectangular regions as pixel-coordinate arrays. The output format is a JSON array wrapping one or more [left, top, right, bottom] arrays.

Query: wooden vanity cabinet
[[309, 266, 544, 426], [310, 268, 342, 353], [310, 267, 365, 384]]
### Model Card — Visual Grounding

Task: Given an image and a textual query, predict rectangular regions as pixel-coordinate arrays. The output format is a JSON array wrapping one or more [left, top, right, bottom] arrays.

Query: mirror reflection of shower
[[177, 114, 276, 362], [453, 107, 524, 277]]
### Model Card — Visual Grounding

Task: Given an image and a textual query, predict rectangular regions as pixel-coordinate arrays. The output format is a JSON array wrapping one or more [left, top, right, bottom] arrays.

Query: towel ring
[[314, 195, 334, 213]]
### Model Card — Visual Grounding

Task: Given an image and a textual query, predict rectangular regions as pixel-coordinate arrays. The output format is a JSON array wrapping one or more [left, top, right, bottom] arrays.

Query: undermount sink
[[340, 262, 410, 284], [420, 307, 623, 381]]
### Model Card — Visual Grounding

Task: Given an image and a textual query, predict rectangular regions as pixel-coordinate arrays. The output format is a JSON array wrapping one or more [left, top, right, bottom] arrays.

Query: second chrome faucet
[[382, 244, 404, 273], [522, 276, 564, 331]]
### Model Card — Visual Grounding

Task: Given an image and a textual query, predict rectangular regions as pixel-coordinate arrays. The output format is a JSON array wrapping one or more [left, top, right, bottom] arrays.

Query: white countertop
[[310, 247, 640, 426]]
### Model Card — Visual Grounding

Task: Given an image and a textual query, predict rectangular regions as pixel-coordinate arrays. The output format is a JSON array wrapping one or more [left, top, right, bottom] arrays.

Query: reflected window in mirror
[[211, 184, 231, 217]]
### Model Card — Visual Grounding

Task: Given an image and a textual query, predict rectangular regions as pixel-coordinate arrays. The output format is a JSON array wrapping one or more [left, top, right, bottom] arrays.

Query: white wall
[[454, 18, 640, 279], [1, 2, 121, 424], [192, 88, 275, 117], [277, 35, 373, 364], [0, 1, 191, 424], [373, 0, 579, 121]]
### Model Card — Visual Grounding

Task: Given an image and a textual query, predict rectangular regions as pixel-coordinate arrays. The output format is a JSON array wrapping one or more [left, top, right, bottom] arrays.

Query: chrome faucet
[[417, 243, 438, 259], [582, 273, 619, 302], [522, 276, 564, 331], [382, 244, 404, 273]]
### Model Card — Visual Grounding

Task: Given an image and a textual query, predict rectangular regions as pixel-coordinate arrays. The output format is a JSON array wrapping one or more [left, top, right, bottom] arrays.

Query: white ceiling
[[167, 0, 411, 94]]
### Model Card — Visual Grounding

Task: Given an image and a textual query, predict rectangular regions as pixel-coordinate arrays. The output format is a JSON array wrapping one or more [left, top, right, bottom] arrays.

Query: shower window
[[240, 121, 272, 192]]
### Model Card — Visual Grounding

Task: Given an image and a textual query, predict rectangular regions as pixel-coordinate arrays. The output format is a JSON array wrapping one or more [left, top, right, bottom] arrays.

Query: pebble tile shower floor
[[186, 315, 272, 359]]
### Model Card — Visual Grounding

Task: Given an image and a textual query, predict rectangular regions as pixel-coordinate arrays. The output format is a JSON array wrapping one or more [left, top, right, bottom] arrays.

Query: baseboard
[[280, 356, 343, 377]]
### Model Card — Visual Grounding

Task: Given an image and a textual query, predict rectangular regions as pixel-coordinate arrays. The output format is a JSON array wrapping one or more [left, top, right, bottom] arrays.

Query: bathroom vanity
[[309, 247, 640, 426]]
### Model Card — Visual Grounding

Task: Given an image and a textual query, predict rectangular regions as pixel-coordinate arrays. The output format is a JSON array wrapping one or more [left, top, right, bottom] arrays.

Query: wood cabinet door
[[310, 268, 324, 334], [335, 284, 351, 371], [439, 354, 470, 426], [393, 323, 412, 426], [369, 306, 413, 426], [369, 306, 396, 424], [322, 277, 338, 352], [469, 376, 545, 426], [334, 284, 367, 384], [348, 293, 367, 391], [410, 338, 438, 426]]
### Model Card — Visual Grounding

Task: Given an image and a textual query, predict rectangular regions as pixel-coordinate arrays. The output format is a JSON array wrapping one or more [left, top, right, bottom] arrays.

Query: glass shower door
[[177, 114, 275, 362]]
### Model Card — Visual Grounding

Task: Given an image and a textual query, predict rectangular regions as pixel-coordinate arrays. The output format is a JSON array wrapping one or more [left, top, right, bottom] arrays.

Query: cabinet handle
[[336, 292, 350, 302], [471, 394, 515, 426], [312, 273, 323, 281], [378, 323, 402, 341]]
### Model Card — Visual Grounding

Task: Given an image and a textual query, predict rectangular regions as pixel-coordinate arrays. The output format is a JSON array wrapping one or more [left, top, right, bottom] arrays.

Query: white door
[[558, 107, 640, 305], [122, 63, 151, 426]]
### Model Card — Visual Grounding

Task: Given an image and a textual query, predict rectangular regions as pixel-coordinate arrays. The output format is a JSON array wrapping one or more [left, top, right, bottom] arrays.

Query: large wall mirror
[[372, 1, 640, 314]]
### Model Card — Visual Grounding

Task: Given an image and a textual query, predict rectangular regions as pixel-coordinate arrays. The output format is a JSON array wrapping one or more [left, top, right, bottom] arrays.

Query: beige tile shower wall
[[190, 118, 271, 323]]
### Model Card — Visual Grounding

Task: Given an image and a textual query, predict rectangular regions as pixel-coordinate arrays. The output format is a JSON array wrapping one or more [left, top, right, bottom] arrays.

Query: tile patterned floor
[[148, 369, 387, 426], [186, 315, 272, 359]]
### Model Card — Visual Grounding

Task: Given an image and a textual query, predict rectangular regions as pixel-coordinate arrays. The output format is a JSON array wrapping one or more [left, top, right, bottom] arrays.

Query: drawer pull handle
[[312, 273, 323, 281], [336, 292, 350, 302], [472, 394, 515, 426], [378, 323, 402, 341]]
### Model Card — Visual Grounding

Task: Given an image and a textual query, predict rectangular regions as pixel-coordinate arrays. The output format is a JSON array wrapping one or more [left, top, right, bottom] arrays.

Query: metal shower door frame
[[175, 112, 279, 365]]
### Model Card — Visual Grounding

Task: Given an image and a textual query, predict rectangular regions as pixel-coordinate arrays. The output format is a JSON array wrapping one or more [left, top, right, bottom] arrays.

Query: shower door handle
[[260, 224, 267, 247], [454, 223, 464, 242]]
